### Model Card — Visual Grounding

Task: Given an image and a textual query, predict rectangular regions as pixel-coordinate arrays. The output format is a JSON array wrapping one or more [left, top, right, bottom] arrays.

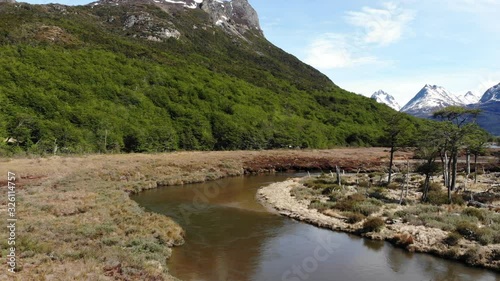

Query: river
[[131, 174, 499, 281]]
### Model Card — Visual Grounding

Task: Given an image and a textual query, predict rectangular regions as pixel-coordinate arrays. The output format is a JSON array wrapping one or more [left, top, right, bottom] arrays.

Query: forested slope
[[0, 2, 413, 154]]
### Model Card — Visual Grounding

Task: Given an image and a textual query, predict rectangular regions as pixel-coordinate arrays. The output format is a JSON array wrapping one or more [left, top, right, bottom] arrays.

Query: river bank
[[0, 148, 497, 280], [0, 148, 392, 280], [257, 179, 500, 272]]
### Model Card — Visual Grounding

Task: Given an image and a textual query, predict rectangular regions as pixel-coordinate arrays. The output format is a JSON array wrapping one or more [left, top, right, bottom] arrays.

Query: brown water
[[132, 174, 500, 281]]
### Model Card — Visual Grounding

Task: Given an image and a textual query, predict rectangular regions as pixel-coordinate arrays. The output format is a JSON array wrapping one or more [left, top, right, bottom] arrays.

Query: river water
[[132, 174, 499, 281]]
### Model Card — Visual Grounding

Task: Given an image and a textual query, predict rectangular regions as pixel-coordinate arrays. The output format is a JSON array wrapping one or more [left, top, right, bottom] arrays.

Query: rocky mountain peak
[[371, 90, 401, 111], [479, 83, 500, 103], [92, 0, 262, 38], [401, 84, 463, 117], [461, 91, 480, 105], [201, 0, 261, 34]]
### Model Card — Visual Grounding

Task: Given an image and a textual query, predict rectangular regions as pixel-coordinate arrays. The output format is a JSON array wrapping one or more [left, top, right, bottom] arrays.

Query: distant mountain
[[479, 83, 500, 103], [460, 91, 480, 105], [371, 90, 401, 111], [401, 84, 463, 117], [474, 83, 500, 136]]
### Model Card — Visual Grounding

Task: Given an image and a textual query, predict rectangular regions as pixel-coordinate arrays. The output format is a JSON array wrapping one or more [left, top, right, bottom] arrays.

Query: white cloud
[[304, 34, 381, 69], [303, 2, 414, 70], [345, 2, 415, 46]]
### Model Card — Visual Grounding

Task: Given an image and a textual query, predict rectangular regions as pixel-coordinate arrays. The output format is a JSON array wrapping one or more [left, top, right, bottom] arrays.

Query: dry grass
[[0, 148, 395, 280], [1, 148, 497, 279]]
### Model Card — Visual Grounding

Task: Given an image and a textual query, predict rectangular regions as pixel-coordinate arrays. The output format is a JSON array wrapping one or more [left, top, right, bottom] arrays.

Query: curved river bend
[[132, 174, 499, 281]]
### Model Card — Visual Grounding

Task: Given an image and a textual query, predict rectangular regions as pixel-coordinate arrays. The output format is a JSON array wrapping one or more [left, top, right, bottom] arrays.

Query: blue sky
[[23, 0, 500, 105]]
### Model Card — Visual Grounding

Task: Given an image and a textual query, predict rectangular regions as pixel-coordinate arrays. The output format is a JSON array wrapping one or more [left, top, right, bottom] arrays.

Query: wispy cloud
[[304, 2, 412, 70], [304, 34, 380, 69], [345, 2, 415, 46]]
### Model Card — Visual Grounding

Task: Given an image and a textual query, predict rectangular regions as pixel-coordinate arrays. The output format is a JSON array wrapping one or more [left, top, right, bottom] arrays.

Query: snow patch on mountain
[[371, 90, 401, 111], [460, 91, 480, 105], [479, 83, 500, 103], [401, 84, 463, 116]]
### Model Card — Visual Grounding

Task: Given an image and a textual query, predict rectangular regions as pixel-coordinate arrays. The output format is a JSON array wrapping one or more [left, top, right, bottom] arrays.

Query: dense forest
[[0, 2, 423, 155]]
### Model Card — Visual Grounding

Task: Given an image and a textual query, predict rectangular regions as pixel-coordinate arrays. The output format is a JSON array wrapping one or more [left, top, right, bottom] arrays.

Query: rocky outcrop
[[200, 0, 261, 36], [0, 0, 16, 3], [92, 0, 262, 39]]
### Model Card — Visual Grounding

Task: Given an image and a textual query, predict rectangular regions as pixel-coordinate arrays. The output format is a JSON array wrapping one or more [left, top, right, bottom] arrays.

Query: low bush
[[455, 221, 479, 240], [309, 200, 336, 212], [475, 228, 494, 245], [386, 182, 400, 190], [443, 232, 462, 246], [354, 201, 381, 216], [462, 207, 486, 222], [419, 182, 443, 193], [402, 215, 424, 226], [443, 248, 460, 259], [426, 190, 449, 205], [391, 233, 414, 247], [461, 247, 482, 266], [321, 184, 341, 195], [368, 188, 389, 200], [334, 193, 365, 212], [362, 217, 385, 232], [291, 186, 320, 201], [427, 191, 465, 206], [344, 212, 365, 224], [394, 210, 408, 218]]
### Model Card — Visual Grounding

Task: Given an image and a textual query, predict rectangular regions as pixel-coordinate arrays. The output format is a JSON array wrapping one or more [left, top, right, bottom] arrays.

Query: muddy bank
[[257, 179, 500, 272]]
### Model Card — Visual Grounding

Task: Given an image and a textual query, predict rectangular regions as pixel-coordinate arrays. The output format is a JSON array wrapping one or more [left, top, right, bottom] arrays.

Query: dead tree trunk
[[336, 165, 341, 186], [440, 151, 449, 188], [388, 145, 395, 184], [474, 153, 478, 184], [449, 150, 458, 203], [405, 159, 410, 198], [466, 149, 471, 176]]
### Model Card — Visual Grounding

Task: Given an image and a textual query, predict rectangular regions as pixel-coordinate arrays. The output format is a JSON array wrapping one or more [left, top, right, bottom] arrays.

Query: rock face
[[0, 0, 15, 3], [92, 0, 262, 38], [201, 0, 261, 33]]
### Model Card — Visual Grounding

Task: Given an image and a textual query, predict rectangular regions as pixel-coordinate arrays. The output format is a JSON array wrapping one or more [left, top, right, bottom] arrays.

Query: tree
[[432, 106, 481, 203], [464, 125, 489, 184], [380, 113, 415, 184], [415, 125, 443, 202]]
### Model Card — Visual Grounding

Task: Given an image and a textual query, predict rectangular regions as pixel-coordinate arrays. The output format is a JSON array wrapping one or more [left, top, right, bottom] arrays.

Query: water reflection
[[362, 237, 385, 252], [132, 175, 499, 281]]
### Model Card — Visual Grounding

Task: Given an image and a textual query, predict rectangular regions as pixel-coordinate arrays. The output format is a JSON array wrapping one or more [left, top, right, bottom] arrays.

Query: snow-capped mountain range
[[371, 90, 401, 111], [371, 84, 486, 116], [400, 84, 465, 117], [370, 83, 499, 135]]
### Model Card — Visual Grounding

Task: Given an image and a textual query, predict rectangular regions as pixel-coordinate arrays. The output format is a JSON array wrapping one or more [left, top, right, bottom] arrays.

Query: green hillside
[[0, 2, 412, 154]]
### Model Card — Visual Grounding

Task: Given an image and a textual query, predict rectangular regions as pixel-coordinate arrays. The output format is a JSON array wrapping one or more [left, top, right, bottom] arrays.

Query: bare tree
[[433, 106, 481, 203]]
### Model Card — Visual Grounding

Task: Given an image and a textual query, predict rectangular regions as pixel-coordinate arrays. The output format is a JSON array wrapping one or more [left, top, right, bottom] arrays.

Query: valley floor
[[0, 148, 497, 279]]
